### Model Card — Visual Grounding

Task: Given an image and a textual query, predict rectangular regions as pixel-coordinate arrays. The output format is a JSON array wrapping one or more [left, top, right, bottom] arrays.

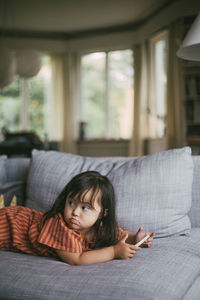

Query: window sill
[[76, 139, 130, 157]]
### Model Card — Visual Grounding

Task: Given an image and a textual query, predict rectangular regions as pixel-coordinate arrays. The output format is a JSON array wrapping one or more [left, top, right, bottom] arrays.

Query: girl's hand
[[135, 227, 155, 248], [114, 232, 141, 259]]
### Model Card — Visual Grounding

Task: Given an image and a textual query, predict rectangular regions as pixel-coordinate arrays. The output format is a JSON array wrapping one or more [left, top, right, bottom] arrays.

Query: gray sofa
[[0, 147, 200, 300]]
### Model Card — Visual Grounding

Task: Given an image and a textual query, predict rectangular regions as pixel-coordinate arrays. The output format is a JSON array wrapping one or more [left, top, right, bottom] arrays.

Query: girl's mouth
[[69, 218, 80, 226]]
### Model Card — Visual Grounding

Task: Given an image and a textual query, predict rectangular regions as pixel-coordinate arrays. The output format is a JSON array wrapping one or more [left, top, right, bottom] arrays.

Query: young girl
[[0, 171, 155, 265]]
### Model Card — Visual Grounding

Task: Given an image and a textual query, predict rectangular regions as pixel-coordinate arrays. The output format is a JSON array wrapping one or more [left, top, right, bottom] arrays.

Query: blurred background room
[[0, 0, 200, 157]]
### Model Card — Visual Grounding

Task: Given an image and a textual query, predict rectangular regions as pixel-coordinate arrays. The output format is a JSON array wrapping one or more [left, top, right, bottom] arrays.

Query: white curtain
[[129, 42, 149, 156], [166, 20, 185, 149], [129, 20, 185, 156], [50, 53, 78, 154]]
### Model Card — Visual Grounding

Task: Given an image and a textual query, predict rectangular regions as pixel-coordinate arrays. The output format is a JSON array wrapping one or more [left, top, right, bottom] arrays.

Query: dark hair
[[44, 171, 118, 248]]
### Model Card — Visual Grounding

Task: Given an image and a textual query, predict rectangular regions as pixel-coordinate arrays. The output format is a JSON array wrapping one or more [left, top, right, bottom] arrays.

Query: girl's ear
[[99, 208, 108, 219], [104, 208, 108, 217]]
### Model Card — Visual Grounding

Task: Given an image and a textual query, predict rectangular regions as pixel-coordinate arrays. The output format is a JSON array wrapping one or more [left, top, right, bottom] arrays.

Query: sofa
[[0, 146, 200, 300]]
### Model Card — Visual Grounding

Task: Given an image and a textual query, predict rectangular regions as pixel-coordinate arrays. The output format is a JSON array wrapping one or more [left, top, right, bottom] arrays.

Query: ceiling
[[0, 0, 176, 40]]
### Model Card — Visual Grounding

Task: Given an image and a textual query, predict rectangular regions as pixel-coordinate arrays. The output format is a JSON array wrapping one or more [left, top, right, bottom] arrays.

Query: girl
[[0, 171, 155, 265]]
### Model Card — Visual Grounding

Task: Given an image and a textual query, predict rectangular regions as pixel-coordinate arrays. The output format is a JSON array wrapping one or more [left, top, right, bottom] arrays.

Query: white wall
[[1, 0, 199, 54]]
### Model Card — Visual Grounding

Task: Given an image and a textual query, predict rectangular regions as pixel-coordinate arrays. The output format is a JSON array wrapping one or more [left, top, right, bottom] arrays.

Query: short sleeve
[[38, 214, 85, 253]]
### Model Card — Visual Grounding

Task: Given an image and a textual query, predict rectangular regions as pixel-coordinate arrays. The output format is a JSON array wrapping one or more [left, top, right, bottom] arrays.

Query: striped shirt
[[0, 206, 90, 257]]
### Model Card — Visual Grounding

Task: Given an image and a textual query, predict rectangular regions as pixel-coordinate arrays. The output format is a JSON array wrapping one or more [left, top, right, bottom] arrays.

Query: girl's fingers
[[120, 232, 128, 243], [129, 253, 134, 258], [147, 237, 154, 242], [129, 244, 141, 251], [150, 232, 156, 237], [145, 233, 155, 243], [136, 226, 144, 236], [129, 250, 136, 257]]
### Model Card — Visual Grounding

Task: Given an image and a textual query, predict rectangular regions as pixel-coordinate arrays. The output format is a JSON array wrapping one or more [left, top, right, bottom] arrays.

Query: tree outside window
[[0, 56, 51, 140], [81, 49, 134, 139]]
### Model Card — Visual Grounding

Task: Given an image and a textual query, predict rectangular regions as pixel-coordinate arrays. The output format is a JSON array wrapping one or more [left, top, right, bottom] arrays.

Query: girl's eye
[[82, 205, 90, 211]]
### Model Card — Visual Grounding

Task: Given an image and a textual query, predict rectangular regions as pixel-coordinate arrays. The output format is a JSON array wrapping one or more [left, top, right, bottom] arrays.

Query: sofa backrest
[[7, 158, 30, 182], [4, 151, 200, 229], [0, 158, 30, 207]]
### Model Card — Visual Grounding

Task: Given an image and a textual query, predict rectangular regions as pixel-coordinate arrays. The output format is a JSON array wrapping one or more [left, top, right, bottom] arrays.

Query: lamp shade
[[16, 49, 42, 78], [0, 48, 16, 88], [177, 13, 200, 61]]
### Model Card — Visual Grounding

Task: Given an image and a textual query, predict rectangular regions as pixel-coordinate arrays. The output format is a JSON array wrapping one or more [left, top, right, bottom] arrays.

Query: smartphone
[[135, 235, 150, 247]]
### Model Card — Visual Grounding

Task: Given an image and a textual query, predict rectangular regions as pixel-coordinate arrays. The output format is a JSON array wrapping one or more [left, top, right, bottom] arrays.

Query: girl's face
[[64, 188, 102, 235]]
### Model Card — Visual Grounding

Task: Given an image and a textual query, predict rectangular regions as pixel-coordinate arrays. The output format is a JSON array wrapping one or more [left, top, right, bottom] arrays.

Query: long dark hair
[[44, 171, 118, 248]]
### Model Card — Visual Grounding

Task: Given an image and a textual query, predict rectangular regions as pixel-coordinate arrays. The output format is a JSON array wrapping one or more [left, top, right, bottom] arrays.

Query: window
[[0, 56, 51, 139], [80, 49, 134, 139], [149, 32, 168, 138]]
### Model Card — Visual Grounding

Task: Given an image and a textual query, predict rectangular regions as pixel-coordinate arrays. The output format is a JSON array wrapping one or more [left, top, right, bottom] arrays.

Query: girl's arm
[[56, 232, 141, 265]]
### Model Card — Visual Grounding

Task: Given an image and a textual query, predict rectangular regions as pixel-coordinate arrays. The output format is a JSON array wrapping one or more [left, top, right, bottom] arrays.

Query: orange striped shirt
[[0, 206, 90, 257]]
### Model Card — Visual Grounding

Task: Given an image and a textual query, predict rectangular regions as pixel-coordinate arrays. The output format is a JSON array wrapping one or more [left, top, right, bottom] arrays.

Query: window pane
[[81, 52, 106, 138], [149, 34, 167, 138], [109, 50, 133, 139], [0, 78, 22, 135], [28, 56, 51, 138], [155, 40, 167, 117], [81, 50, 134, 139], [0, 56, 51, 140]]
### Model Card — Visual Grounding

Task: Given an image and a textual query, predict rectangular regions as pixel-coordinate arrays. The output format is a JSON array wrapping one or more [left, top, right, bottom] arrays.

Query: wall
[[2, 0, 199, 53]]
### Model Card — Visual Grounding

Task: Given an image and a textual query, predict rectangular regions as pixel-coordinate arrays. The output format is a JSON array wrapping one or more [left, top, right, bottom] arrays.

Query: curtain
[[50, 53, 78, 154], [129, 42, 149, 156], [166, 20, 185, 149], [129, 20, 185, 156], [50, 55, 64, 142]]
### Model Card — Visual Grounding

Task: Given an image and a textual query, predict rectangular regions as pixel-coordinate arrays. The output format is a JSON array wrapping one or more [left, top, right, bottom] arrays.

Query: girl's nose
[[72, 205, 80, 216]]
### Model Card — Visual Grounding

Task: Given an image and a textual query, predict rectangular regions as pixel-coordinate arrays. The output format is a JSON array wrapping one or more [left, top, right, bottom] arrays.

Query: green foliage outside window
[[82, 52, 106, 138], [0, 78, 22, 132], [0, 56, 51, 139], [81, 49, 133, 139]]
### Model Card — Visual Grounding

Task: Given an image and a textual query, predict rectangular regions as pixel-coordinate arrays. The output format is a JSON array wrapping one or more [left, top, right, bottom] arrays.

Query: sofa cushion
[[0, 155, 7, 183], [0, 230, 200, 300], [0, 181, 25, 207], [109, 147, 193, 237], [26, 147, 193, 238]]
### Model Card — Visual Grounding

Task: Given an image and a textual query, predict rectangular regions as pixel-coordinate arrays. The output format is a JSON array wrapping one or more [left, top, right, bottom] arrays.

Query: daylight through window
[[81, 49, 134, 139], [149, 32, 168, 138], [0, 56, 51, 140]]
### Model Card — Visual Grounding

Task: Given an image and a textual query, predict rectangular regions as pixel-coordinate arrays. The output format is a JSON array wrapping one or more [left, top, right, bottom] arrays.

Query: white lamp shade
[[177, 13, 200, 61], [0, 48, 16, 88], [16, 49, 42, 78]]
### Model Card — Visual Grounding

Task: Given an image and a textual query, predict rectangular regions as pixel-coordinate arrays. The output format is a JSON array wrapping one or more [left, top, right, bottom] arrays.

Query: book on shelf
[[186, 135, 200, 143], [186, 124, 200, 136], [185, 75, 200, 98], [194, 102, 200, 123], [185, 101, 194, 122]]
